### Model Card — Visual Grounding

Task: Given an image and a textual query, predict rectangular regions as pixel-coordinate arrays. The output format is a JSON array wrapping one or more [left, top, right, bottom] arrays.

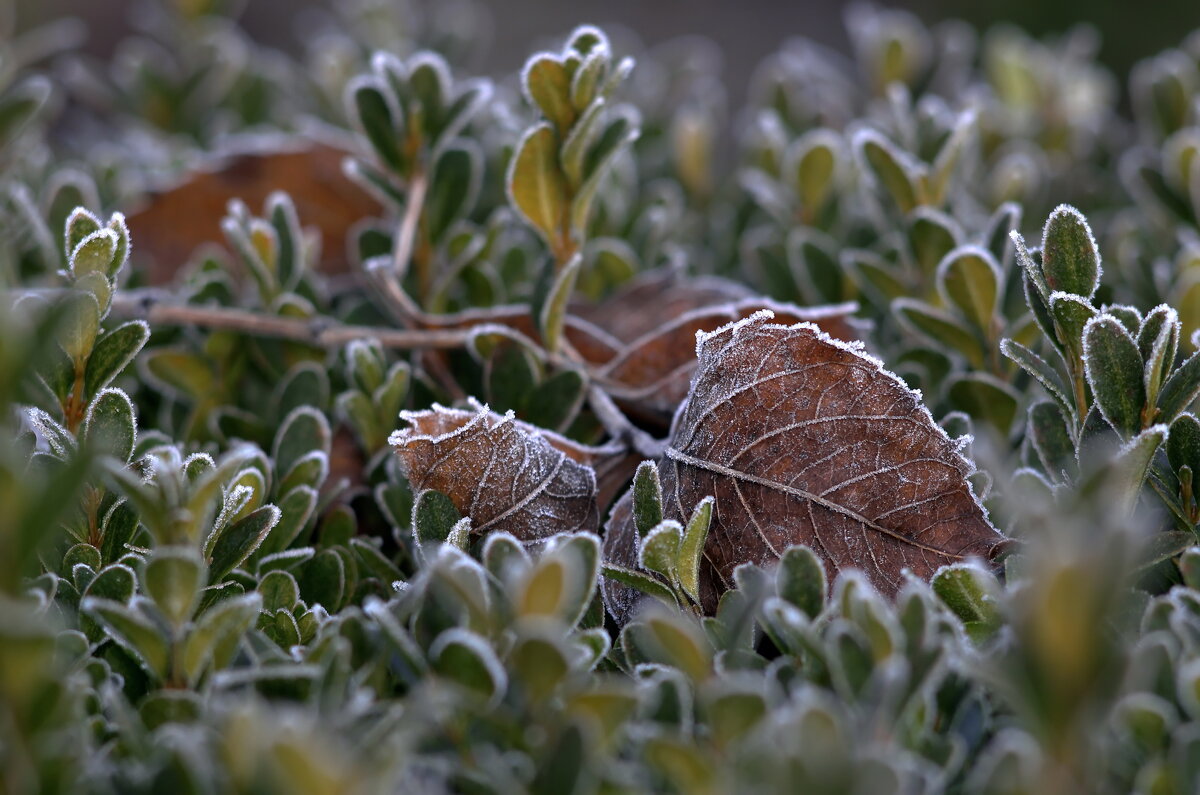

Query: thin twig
[[107, 294, 472, 350], [587, 385, 667, 460], [393, 171, 428, 285]]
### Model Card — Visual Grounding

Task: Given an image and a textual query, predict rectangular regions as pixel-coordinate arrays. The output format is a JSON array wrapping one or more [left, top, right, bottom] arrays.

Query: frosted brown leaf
[[603, 311, 1006, 619], [391, 400, 625, 542]]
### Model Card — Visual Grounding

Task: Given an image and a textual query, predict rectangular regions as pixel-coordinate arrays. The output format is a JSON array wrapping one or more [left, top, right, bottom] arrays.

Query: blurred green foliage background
[[17, 0, 1200, 110]]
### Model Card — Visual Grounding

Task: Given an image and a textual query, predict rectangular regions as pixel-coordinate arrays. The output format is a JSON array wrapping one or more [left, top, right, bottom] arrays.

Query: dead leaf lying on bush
[[571, 271, 759, 344], [126, 139, 379, 283], [412, 268, 861, 426], [604, 311, 1006, 619], [391, 400, 633, 541], [595, 297, 860, 422]]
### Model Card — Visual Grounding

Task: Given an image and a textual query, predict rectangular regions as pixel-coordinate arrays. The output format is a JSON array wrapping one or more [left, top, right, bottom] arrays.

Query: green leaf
[[571, 108, 639, 234], [1140, 306, 1180, 407], [1180, 548, 1200, 590], [1084, 314, 1148, 437], [932, 564, 1002, 641], [678, 497, 713, 604], [789, 129, 840, 212], [100, 500, 140, 564], [83, 388, 137, 462], [1049, 291, 1097, 366], [297, 549, 346, 611], [1029, 400, 1076, 482], [639, 521, 682, 582], [83, 563, 137, 603], [144, 548, 206, 625], [58, 290, 100, 364], [64, 208, 102, 255], [937, 246, 1001, 331], [524, 369, 585, 432], [569, 49, 607, 111], [523, 55, 575, 133], [84, 320, 150, 399], [908, 209, 960, 278], [0, 77, 49, 147], [855, 130, 918, 213], [1136, 531, 1193, 572], [349, 78, 403, 173], [346, 339, 385, 394], [486, 342, 538, 412], [508, 123, 568, 247], [142, 349, 215, 401], [776, 545, 827, 619], [632, 461, 664, 537], [1158, 350, 1200, 423], [1088, 425, 1168, 515], [82, 597, 169, 680], [538, 253, 581, 354], [893, 298, 984, 368], [946, 373, 1019, 432], [209, 506, 280, 581], [1168, 413, 1200, 482], [602, 564, 677, 606], [257, 569, 300, 612], [337, 390, 381, 452], [1000, 338, 1074, 421], [259, 484, 317, 558], [642, 612, 711, 681], [272, 406, 331, 481], [182, 593, 260, 684], [560, 98, 608, 188], [1041, 205, 1101, 299], [426, 143, 481, 243], [413, 489, 461, 544], [350, 537, 403, 583], [510, 633, 570, 702], [431, 628, 506, 705], [483, 531, 530, 581], [70, 228, 118, 278], [706, 687, 768, 747]]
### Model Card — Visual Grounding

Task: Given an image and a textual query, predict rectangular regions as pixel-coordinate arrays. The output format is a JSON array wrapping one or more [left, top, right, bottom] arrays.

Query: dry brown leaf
[[391, 400, 630, 541], [572, 271, 758, 344], [603, 311, 1005, 620], [126, 140, 380, 283], [596, 298, 860, 423]]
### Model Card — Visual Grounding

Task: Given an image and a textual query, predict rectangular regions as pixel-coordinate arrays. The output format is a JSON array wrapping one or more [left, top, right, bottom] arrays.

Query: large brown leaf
[[391, 401, 631, 541], [603, 311, 1005, 620], [125, 140, 380, 283]]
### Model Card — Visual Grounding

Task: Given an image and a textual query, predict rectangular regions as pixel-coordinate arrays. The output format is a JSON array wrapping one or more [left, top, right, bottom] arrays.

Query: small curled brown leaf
[[603, 311, 1005, 620], [391, 400, 627, 542]]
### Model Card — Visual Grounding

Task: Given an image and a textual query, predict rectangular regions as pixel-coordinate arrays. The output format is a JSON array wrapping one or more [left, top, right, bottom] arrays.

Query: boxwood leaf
[[209, 506, 280, 581], [1084, 314, 1148, 436], [83, 388, 137, 462], [1041, 204, 1101, 299], [937, 246, 1001, 331], [144, 548, 205, 625], [678, 497, 713, 604], [508, 123, 568, 248], [1158, 349, 1200, 423], [639, 520, 682, 581], [776, 544, 827, 619], [84, 320, 150, 399], [82, 597, 169, 679]]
